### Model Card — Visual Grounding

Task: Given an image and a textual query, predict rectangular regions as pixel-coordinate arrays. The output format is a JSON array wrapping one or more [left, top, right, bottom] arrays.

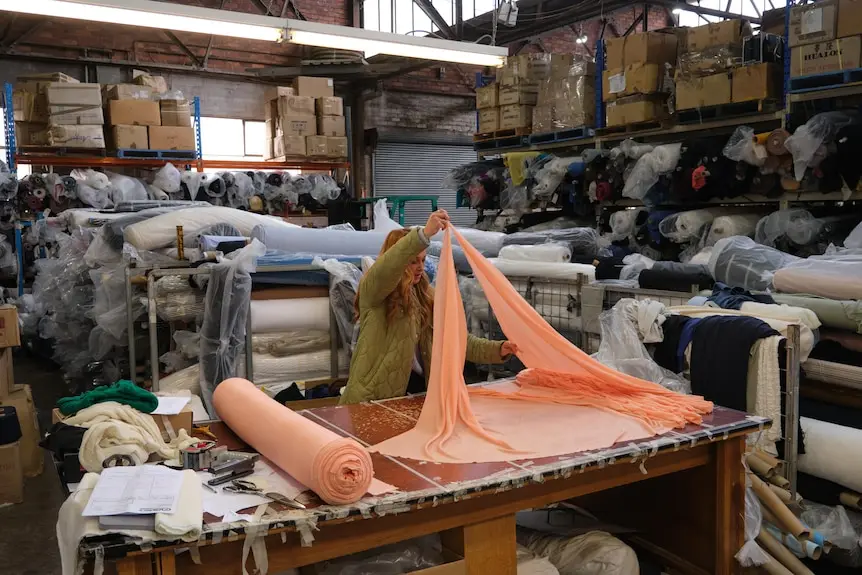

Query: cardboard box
[[263, 85, 294, 102], [277, 95, 316, 117], [277, 115, 317, 137], [0, 307, 19, 351], [531, 100, 596, 133], [538, 75, 595, 105], [160, 99, 191, 127], [499, 104, 533, 130], [148, 126, 195, 150], [0, 386, 42, 477], [265, 118, 276, 139], [107, 100, 161, 126], [264, 99, 279, 122], [317, 115, 346, 137], [685, 19, 751, 51], [110, 125, 149, 150], [46, 83, 103, 125], [496, 54, 556, 85], [498, 85, 539, 106], [838, 0, 862, 38], [478, 108, 499, 132], [0, 441, 23, 505], [791, 36, 862, 76], [306, 135, 328, 156], [732, 63, 779, 102], [39, 125, 105, 148], [606, 31, 678, 69], [12, 90, 45, 123], [16, 72, 78, 84], [326, 136, 348, 158], [789, 1, 838, 47], [14, 122, 46, 147], [133, 73, 168, 93], [602, 63, 663, 102], [678, 44, 742, 76], [606, 97, 667, 127], [0, 349, 18, 397], [316, 96, 344, 116], [293, 76, 334, 98], [675, 73, 732, 110], [476, 84, 498, 109], [264, 137, 275, 160], [106, 84, 153, 101], [273, 135, 306, 157], [604, 36, 626, 70]]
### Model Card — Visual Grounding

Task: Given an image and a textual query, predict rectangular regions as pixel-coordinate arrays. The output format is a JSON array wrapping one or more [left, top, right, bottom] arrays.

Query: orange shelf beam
[[15, 154, 348, 172]]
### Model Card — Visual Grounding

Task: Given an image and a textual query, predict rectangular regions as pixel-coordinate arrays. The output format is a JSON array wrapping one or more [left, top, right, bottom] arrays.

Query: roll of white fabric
[[432, 227, 505, 256], [660, 208, 731, 243], [609, 208, 648, 239], [498, 243, 572, 263], [251, 223, 391, 256], [798, 417, 862, 492], [238, 349, 349, 384], [250, 298, 331, 333], [124, 207, 294, 250], [488, 259, 596, 281], [704, 214, 762, 246]]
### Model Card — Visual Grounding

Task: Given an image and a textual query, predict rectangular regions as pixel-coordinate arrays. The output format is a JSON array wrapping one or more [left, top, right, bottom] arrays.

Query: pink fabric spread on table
[[214, 377, 391, 504], [372, 228, 713, 464]]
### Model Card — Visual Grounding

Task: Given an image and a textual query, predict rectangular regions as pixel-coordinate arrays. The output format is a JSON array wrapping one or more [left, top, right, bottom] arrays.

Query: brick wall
[[364, 91, 476, 134]]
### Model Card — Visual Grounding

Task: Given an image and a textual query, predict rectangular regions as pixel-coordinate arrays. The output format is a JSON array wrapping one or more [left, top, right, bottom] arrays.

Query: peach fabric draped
[[371, 228, 713, 464]]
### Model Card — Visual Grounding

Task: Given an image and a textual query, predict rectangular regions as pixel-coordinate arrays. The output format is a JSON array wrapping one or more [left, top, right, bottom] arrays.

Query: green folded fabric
[[57, 379, 159, 416]]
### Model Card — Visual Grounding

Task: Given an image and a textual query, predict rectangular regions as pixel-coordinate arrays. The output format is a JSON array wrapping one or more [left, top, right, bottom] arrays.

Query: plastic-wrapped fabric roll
[[251, 224, 390, 256], [239, 350, 349, 385], [251, 330, 331, 356], [798, 417, 862, 493], [704, 214, 762, 246], [488, 259, 595, 282], [609, 208, 648, 239], [249, 298, 331, 333], [498, 243, 572, 263], [709, 236, 800, 291], [755, 210, 822, 247], [847, 221, 862, 249], [773, 257, 862, 300], [659, 208, 730, 243], [501, 227, 602, 258], [213, 377, 374, 504], [125, 207, 294, 250], [432, 227, 505, 257]]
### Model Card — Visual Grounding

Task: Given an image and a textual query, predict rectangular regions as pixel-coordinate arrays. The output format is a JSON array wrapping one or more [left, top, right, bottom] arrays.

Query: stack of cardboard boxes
[[790, 0, 862, 79], [12, 73, 195, 152], [602, 31, 678, 126], [675, 19, 777, 110], [265, 77, 348, 160], [0, 305, 41, 506], [532, 58, 596, 134]]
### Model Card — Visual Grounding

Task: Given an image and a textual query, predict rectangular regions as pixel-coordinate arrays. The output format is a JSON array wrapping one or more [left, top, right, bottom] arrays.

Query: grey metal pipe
[[783, 322, 801, 500], [125, 264, 136, 383]]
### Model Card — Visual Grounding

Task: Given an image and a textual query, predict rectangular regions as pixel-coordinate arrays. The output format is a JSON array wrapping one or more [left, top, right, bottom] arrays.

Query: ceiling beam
[[455, 0, 463, 39], [1, 21, 45, 52], [624, 12, 645, 36], [203, 0, 229, 68], [162, 30, 204, 68], [652, 0, 761, 23], [491, 0, 634, 45], [412, 0, 455, 39]]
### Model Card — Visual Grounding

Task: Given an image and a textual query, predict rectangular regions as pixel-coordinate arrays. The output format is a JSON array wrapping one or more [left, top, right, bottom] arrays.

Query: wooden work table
[[78, 397, 767, 575]]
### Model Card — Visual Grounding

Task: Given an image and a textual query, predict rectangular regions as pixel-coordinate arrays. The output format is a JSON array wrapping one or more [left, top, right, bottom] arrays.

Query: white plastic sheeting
[[372, 198, 403, 233], [519, 530, 639, 575], [708, 236, 800, 291], [773, 257, 862, 300], [622, 143, 681, 200], [499, 243, 572, 263], [659, 208, 730, 243], [125, 207, 294, 250], [251, 224, 391, 256], [846, 221, 862, 249], [488, 259, 596, 282]]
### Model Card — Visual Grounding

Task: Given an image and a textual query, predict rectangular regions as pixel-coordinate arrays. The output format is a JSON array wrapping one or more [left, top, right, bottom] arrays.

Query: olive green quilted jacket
[[339, 228, 505, 405]]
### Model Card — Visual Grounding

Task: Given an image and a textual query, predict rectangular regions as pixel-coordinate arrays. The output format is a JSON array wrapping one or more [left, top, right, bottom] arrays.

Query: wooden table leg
[[116, 555, 156, 575], [715, 436, 745, 575], [157, 550, 176, 575], [442, 514, 517, 575]]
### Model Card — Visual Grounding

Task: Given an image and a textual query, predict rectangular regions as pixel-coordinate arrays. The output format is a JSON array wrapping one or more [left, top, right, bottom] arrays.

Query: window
[[363, 0, 496, 35], [0, 109, 31, 177], [200, 116, 265, 162]]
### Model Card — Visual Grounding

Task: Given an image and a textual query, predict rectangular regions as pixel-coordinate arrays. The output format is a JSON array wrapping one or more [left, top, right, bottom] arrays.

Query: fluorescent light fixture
[[286, 20, 508, 67], [0, 0, 509, 67], [0, 0, 285, 41], [575, 35, 588, 44]]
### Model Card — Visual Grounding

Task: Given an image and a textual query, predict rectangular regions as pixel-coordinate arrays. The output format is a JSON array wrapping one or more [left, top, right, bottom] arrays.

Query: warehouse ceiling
[[0, 0, 764, 81]]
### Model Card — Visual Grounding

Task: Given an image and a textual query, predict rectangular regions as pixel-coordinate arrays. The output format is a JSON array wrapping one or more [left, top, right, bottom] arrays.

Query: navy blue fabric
[[677, 317, 704, 373], [707, 281, 776, 310]]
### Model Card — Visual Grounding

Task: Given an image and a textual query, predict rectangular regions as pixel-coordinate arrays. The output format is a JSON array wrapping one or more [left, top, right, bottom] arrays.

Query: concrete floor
[[0, 353, 68, 575]]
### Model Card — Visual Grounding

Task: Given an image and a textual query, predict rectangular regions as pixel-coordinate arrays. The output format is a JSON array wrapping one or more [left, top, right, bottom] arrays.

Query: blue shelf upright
[[193, 95, 203, 169], [595, 39, 606, 129], [4, 82, 16, 172]]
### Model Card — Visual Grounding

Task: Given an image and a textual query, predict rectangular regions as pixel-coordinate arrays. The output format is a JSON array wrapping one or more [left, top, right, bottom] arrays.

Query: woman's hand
[[423, 209, 450, 238], [500, 341, 519, 358]]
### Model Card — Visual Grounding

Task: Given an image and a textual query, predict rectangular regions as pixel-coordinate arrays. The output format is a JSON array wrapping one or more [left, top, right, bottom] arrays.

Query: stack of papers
[[83, 466, 184, 517]]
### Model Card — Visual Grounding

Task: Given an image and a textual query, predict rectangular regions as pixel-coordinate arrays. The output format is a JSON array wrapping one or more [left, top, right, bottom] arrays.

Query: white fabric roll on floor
[[498, 243, 572, 263], [798, 417, 862, 493], [251, 224, 389, 256], [249, 298, 331, 333], [488, 259, 596, 281], [124, 207, 295, 250]]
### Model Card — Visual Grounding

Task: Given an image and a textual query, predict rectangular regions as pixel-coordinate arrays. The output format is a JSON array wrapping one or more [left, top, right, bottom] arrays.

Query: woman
[[339, 210, 517, 404]]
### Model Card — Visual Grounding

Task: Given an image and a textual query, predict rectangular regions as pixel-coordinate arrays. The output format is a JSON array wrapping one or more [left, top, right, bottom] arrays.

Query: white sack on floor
[[489, 259, 596, 282], [519, 530, 639, 575], [124, 206, 294, 250], [250, 298, 331, 333], [518, 545, 560, 575], [251, 223, 389, 256], [499, 243, 572, 263], [798, 417, 862, 493]]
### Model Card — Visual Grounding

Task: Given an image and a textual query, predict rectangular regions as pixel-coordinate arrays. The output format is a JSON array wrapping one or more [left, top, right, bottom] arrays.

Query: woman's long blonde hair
[[354, 229, 434, 328]]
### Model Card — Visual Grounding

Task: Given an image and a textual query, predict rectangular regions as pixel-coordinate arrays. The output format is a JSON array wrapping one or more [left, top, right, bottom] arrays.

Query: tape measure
[[180, 440, 216, 471]]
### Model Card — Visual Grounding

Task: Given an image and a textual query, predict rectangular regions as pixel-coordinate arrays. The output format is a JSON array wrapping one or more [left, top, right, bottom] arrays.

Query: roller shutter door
[[373, 142, 478, 227]]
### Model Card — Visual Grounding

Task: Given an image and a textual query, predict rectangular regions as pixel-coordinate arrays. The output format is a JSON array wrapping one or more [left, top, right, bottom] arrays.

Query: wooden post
[[714, 437, 745, 575], [116, 555, 155, 575], [442, 514, 517, 575]]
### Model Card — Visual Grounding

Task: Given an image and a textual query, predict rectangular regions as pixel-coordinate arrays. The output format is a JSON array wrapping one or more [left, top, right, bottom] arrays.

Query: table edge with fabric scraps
[[79, 399, 769, 575]]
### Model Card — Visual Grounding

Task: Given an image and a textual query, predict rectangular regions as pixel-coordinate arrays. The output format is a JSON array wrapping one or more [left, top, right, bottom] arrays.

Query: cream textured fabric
[[154, 469, 203, 542], [64, 402, 196, 472], [740, 302, 821, 331], [747, 336, 782, 449]]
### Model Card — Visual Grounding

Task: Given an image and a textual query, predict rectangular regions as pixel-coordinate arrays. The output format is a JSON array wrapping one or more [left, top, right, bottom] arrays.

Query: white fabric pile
[[64, 402, 197, 472]]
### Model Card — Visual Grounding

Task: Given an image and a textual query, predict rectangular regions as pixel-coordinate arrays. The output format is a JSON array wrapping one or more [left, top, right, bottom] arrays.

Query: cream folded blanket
[[65, 402, 197, 472]]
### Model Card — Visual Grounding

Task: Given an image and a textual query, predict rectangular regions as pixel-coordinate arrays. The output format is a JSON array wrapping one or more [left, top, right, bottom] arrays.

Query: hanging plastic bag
[[785, 111, 853, 181], [372, 198, 402, 233], [622, 143, 681, 200], [723, 126, 767, 166]]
